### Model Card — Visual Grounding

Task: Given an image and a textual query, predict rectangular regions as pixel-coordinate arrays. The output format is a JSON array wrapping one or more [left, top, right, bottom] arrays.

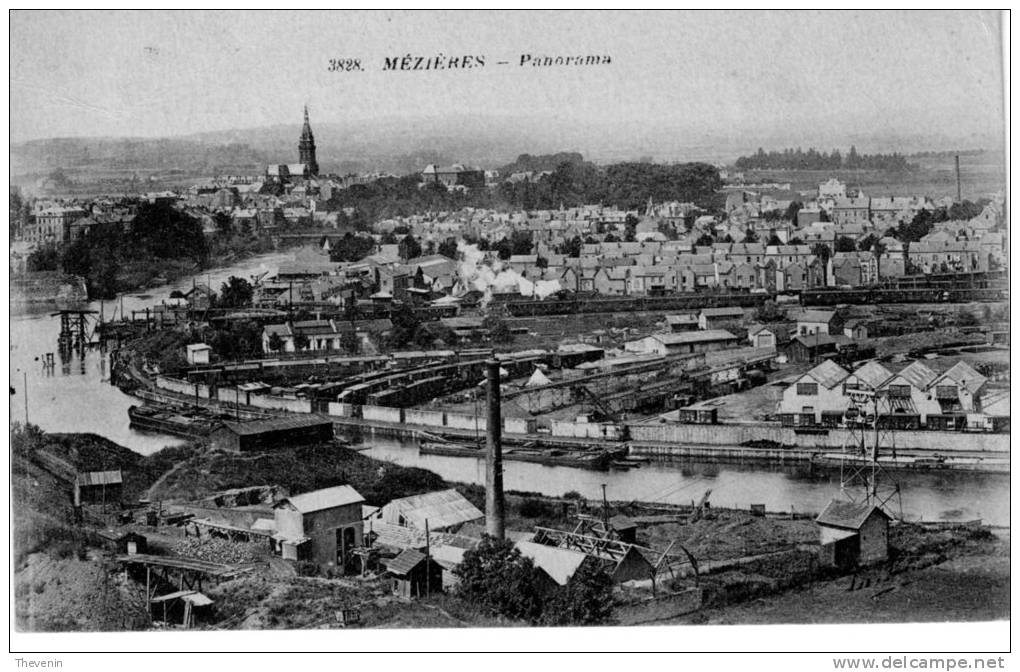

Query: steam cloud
[[456, 241, 560, 305]]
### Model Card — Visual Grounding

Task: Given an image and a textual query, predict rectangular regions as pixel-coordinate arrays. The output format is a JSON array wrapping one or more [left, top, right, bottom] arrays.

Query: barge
[[128, 405, 223, 439], [420, 440, 627, 471]]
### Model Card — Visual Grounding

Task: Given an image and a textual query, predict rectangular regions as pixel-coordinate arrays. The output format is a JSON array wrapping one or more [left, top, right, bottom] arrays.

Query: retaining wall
[[362, 405, 404, 424], [248, 394, 312, 414], [626, 421, 1009, 453], [327, 402, 352, 418], [445, 412, 488, 432], [404, 409, 447, 428]]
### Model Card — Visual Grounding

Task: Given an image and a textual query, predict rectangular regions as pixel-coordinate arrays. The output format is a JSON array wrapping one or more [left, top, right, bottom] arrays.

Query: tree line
[[734, 146, 916, 172], [325, 155, 723, 224]]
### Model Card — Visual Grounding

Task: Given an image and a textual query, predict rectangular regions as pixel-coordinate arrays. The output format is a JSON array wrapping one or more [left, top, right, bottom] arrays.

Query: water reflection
[[358, 436, 1009, 526]]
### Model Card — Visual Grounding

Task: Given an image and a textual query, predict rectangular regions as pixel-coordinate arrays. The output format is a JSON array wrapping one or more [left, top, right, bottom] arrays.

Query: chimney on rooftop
[[955, 154, 962, 203], [484, 359, 505, 540]]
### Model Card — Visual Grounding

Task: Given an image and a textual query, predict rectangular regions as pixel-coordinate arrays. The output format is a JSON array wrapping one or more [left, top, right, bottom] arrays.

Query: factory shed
[[273, 485, 365, 570], [385, 548, 444, 598], [816, 499, 891, 569], [380, 489, 484, 532], [209, 416, 334, 453], [74, 470, 123, 507]]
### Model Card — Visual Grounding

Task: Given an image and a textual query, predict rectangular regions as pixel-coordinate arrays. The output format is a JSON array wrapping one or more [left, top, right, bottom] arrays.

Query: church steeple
[[298, 105, 319, 176]]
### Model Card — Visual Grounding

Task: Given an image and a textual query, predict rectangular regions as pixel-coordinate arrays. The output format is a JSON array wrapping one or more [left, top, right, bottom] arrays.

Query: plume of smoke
[[455, 240, 560, 307]]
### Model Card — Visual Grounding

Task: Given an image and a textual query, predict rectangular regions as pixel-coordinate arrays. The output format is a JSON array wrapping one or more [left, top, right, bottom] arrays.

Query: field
[[671, 526, 1009, 625], [742, 150, 1005, 199]]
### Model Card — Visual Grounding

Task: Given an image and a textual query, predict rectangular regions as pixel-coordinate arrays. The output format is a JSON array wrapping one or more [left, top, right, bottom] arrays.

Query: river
[[8, 251, 1010, 525]]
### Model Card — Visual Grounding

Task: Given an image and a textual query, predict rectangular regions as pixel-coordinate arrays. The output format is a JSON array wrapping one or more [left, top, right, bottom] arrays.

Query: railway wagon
[[495, 291, 773, 317]]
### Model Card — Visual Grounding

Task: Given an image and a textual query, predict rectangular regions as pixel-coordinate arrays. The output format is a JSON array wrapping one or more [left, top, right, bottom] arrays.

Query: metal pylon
[[839, 389, 903, 518]]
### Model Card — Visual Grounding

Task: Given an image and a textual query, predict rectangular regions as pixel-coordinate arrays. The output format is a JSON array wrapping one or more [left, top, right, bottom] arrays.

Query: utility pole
[[424, 518, 431, 599], [601, 483, 609, 532], [23, 371, 29, 424]]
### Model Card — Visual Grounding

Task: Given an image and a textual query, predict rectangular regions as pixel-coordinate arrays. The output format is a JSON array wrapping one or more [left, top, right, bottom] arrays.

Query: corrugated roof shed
[[383, 489, 484, 530], [894, 361, 938, 390], [805, 360, 850, 389], [848, 361, 893, 389], [815, 499, 890, 530], [277, 485, 364, 514], [369, 520, 428, 551], [76, 470, 123, 486], [937, 361, 986, 394]]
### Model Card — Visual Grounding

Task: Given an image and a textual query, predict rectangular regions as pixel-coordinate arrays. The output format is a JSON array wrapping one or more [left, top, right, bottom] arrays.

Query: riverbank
[[13, 427, 1008, 631]]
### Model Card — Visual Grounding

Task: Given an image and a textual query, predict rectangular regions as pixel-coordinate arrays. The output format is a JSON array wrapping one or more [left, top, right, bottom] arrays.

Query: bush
[[519, 498, 556, 518], [455, 536, 547, 622], [294, 561, 320, 577], [542, 561, 615, 626], [454, 535, 615, 625], [754, 300, 786, 323], [362, 466, 446, 506], [562, 490, 583, 500]]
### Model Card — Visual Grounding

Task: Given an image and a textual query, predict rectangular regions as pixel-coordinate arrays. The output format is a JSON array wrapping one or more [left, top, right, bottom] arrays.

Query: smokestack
[[484, 359, 505, 540], [955, 154, 962, 203]]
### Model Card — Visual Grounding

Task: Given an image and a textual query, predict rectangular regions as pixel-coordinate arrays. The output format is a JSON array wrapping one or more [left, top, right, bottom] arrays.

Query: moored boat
[[419, 440, 625, 471], [128, 405, 221, 439]]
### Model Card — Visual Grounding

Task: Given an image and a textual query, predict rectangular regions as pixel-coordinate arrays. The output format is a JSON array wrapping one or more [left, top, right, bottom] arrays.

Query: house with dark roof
[[273, 485, 365, 569], [783, 333, 851, 364], [816, 499, 890, 568], [209, 416, 334, 453], [385, 548, 444, 598]]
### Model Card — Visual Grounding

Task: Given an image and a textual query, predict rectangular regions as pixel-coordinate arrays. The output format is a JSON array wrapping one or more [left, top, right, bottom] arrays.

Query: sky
[[9, 10, 1006, 147]]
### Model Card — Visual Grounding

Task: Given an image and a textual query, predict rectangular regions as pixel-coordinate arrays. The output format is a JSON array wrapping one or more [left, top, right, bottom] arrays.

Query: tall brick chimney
[[484, 360, 505, 540]]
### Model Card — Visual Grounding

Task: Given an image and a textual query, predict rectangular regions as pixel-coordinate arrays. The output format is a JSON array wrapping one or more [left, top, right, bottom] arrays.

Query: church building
[[267, 106, 319, 181]]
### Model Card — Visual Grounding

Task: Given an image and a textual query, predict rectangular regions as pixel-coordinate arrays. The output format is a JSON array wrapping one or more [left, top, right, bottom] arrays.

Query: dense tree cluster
[[324, 155, 723, 224], [454, 535, 614, 625], [54, 201, 208, 298], [735, 146, 915, 172]]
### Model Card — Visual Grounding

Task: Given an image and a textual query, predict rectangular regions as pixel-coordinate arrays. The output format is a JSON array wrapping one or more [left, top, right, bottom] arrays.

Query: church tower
[[298, 105, 319, 176]]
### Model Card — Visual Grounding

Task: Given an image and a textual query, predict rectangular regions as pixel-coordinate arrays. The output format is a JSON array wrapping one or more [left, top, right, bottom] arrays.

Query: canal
[[9, 251, 1010, 526]]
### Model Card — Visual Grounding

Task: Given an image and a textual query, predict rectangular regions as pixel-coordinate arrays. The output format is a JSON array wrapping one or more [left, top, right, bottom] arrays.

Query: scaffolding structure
[[839, 389, 903, 518]]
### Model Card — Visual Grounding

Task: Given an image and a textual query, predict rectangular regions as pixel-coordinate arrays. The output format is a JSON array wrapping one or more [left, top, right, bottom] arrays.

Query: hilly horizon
[[10, 112, 1004, 181]]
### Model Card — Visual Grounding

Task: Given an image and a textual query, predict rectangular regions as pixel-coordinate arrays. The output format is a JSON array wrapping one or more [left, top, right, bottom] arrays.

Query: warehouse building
[[209, 416, 334, 453]]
